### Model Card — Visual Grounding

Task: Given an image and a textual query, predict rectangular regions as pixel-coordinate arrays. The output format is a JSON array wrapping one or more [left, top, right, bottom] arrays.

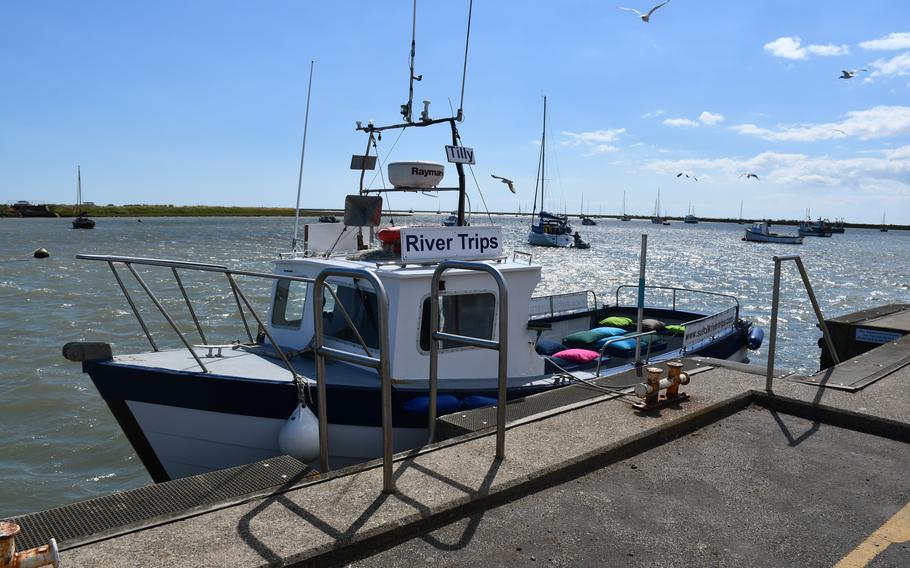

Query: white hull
[[743, 229, 802, 244], [127, 400, 427, 479], [527, 231, 572, 247]]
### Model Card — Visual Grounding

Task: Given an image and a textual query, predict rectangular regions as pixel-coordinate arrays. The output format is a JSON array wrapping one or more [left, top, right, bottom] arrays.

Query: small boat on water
[[880, 213, 889, 232], [527, 97, 581, 247], [743, 221, 803, 244], [65, 7, 762, 483], [798, 218, 833, 237], [72, 166, 95, 229], [830, 218, 845, 234], [579, 195, 596, 225], [441, 211, 463, 227], [651, 189, 669, 225], [684, 203, 698, 224], [620, 191, 631, 221]]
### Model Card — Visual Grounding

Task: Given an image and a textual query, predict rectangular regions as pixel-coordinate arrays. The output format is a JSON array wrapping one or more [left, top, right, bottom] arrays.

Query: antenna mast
[[291, 61, 315, 252], [402, 0, 419, 123]]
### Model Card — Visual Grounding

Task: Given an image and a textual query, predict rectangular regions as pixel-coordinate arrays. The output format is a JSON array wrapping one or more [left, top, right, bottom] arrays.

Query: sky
[[1, 1, 909, 224]]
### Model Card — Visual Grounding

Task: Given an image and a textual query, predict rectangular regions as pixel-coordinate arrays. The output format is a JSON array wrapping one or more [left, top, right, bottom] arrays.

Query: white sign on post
[[445, 145, 476, 164], [683, 307, 737, 348], [399, 226, 502, 263]]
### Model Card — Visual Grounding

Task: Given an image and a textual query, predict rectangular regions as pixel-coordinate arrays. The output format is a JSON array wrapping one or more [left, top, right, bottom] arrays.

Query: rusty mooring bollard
[[665, 361, 690, 399], [645, 367, 662, 406], [0, 521, 59, 568]]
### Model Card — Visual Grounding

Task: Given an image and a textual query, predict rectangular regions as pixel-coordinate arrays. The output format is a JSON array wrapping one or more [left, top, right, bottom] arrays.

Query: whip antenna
[[402, 0, 421, 123], [291, 60, 315, 251], [458, 0, 473, 121]]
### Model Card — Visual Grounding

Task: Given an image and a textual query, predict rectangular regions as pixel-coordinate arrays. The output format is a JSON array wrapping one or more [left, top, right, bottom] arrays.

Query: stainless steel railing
[[529, 290, 599, 320], [76, 254, 308, 383], [593, 330, 657, 376], [614, 284, 740, 315], [765, 255, 840, 390], [311, 267, 395, 493], [427, 261, 509, 459]]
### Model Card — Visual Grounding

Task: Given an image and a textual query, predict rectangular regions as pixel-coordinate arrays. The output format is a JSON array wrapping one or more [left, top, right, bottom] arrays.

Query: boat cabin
[[265, 253, 546, 384]]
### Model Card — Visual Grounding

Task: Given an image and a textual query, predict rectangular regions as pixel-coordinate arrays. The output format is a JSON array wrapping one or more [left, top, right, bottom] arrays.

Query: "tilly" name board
[[399, 226, 502, 263]]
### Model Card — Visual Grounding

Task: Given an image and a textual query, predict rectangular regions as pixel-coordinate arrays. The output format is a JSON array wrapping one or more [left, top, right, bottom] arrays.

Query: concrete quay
[[52, 334, 910, 567]]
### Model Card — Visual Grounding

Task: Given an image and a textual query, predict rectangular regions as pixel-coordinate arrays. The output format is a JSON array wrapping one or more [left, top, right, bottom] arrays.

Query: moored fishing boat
[[72, 166, 95, 229], [64, 5, 762, 483], [743, 221, 803, 244]]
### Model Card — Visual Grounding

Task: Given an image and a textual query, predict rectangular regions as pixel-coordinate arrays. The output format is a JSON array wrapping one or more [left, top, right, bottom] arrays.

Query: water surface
[[0, 216, 906, 517]]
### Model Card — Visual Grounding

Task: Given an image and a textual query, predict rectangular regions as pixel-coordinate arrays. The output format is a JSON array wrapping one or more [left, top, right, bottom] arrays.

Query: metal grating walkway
[[11, 455, 315, 551]]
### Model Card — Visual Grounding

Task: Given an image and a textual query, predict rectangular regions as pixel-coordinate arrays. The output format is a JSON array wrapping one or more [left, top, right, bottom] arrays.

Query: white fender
[[278, 403, 320, 463]]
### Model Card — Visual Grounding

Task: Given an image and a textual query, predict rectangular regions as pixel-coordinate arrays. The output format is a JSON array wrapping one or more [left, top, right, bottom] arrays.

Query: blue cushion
[[535, 339, 565, 356], [403, 394, 461, 416]]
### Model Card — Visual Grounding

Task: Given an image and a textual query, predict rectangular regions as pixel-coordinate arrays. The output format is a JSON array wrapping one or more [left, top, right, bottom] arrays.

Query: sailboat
[[527, 97, 575, 247], [72, 166, 95, 229], [651, 188, 668, 225], [620, 190, 630, 221], [684, 203, 699, 224], [880, 212, 889, 232], [580, 195, 596, 225]]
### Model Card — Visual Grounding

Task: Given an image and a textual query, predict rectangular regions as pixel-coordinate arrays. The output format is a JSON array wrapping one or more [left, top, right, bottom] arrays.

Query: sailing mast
[[530, 96, 547, 227], [76, 165, 82, 215], [291, 61, 315, 251]]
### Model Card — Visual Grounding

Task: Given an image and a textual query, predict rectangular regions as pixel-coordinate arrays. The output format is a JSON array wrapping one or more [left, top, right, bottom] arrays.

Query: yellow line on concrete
[[835, 500, 910, 567]]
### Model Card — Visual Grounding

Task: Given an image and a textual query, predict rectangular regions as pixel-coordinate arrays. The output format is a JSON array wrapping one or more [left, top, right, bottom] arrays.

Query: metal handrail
[[594, 330, 656, 376], [529, 290, 600, 319], [312, 267, 395, 493], [614, 284, 740, 313], [765, 255, 840, 391], [77, 254, 310, 384], [428, 261, 509, 459]]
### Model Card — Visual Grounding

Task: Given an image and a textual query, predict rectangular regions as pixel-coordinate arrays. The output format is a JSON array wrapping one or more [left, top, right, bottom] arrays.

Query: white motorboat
[[64, 7, 762, 484], [743, 221, 803, 244]]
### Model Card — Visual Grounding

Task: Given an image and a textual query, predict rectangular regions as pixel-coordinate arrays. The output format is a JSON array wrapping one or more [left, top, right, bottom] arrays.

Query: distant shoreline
[[1, 204, 906, 230]]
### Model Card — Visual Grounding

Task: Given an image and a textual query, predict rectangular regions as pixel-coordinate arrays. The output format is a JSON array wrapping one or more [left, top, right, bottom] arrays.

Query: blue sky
[[2, 1, 909, 223]]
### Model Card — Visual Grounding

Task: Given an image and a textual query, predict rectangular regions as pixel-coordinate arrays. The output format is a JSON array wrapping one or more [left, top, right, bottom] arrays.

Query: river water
[[1, 216, 907, 518]]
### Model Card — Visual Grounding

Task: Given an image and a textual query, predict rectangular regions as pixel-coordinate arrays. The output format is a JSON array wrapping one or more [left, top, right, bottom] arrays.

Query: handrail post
[[124, 263, 209, 372], [172, 267, 207, 344], [225, 274, 255, 343], [428, 261, 509, 459], [313, 268, 394, 493], [108, 262, 159, 352], [793, 257, 840, 366], [765, 258, 782, 390]]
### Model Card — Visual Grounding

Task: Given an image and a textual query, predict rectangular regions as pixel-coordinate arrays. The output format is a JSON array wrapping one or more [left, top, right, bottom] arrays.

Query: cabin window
[[322, 283, 380, 349], [271, 279, 308, 328], [419, 293, 496, 351]]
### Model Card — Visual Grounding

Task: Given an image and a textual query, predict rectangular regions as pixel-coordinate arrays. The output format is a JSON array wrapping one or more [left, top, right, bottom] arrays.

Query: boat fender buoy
[[278, 403, 320, 463], [33, 248, 49, 258], [747, 326, 764, 350]]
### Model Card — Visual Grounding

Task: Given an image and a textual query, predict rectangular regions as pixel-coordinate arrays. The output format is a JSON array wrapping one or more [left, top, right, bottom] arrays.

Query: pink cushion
[[552, 348, 600, 364]]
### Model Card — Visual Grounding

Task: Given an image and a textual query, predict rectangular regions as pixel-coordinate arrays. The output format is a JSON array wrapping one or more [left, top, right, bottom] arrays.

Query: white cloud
[[731, 106, 910, 141], [764, 36, 849, 60], [585, 144, 620, 156], [663, 118, 699, 127], [663, 112, 723, 128], [869, 52, 910, 78], [860, 32, 910, 51], [644, 146, 910, 194], [806, 44, 850, 57], [641, 109, 664, 119], [561, 129, 626, 144], [698, 111, 724, 126]]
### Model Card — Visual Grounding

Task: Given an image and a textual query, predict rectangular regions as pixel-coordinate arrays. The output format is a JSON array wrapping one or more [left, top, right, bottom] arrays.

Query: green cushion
[[598, 316, 634, 328], [665, 324, 685, 336]]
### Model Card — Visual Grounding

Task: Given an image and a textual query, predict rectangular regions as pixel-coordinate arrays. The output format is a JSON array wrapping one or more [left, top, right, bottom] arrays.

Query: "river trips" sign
[[399, 226, 502, 263]]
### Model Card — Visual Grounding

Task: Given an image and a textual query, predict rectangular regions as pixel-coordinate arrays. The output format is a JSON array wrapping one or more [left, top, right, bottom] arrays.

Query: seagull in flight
[[676, 172, 698, 181], [619, 0, 671, 23], [739, 173, 760, 181], [839, 69, 867, 79], [491, 174, 516, 194]]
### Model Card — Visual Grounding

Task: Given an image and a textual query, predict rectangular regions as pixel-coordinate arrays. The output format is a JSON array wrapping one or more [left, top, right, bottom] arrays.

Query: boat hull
[[743, 230, 803, 244], [527, 231, 572, 247], [84, 322, 751, 482]]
